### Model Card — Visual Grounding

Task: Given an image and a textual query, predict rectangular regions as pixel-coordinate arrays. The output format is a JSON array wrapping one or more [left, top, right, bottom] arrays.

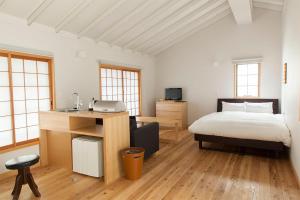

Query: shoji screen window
[[0, 55, 13, 148], [12, 57, 52, 143], [100, 65, 141, 116], [123, 71, 140, 116], [235, 63, 260, 97], [100, 68, 123, 101], [0, 51, 54, 150]]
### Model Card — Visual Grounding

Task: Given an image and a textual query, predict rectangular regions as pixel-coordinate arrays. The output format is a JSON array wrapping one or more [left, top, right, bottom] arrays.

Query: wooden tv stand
[[39, 111, 129, 185]]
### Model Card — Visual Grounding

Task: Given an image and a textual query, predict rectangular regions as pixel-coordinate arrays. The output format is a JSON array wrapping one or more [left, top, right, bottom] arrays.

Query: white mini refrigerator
[[72, 137, 103, 177]]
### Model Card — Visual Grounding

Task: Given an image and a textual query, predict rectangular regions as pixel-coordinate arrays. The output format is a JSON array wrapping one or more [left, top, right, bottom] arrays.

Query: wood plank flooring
[[0, 132, 299, 200]]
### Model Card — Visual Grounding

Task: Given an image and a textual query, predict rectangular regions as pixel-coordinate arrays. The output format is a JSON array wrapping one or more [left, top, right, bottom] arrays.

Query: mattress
[[188, 111, 291, 147]]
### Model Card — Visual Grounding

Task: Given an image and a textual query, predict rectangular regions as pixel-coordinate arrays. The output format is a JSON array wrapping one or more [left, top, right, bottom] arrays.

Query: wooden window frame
[[234, 63, 261, 98], [99, 64, 142, 116], [0, 50, 55, 153]]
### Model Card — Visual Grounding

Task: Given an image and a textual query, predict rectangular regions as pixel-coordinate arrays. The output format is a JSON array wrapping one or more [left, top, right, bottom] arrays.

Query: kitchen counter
[[39, 110, 130, 184]]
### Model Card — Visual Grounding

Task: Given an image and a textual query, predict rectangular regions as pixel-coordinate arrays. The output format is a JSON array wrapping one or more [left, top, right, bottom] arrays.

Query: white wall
[[156, 8, 282, 124], [0, 13, 156, 173], [281, 0, 300, 179]]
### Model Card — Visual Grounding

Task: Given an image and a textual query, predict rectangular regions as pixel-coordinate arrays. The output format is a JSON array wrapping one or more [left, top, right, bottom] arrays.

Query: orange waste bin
[[122, 147, 145, 180]]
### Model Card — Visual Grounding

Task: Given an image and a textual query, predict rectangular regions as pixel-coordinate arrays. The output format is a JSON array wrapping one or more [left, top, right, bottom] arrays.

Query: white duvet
[[188, 111, 291, 147]]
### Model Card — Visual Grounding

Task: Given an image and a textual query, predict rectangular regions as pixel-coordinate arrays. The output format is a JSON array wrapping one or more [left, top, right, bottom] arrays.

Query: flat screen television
[[165, 88, 182, 100]]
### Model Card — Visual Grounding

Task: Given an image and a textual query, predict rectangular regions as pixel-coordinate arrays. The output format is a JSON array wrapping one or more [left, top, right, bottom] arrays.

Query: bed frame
[[194, 98, 286, 153]]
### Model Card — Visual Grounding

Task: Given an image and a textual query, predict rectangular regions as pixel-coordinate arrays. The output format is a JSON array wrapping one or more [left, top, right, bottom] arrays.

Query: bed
[[189, 99, 291, 153]]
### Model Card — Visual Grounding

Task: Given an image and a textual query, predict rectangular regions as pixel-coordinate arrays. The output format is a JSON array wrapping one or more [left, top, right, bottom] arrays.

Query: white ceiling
[[0, 0, 284, 55]]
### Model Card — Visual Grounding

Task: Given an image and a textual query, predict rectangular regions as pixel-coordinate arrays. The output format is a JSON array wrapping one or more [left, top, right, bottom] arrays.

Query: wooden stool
[[5, 154, 41, 200]]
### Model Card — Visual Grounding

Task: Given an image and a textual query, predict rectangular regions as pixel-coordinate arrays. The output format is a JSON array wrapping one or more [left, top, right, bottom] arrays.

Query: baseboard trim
[[0, 170, 18, 181]]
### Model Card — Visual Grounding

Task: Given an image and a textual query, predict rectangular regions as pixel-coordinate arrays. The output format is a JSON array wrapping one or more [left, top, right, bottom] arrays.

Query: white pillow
[[245, 102, 273, 113], [222, 102, 246, 112]]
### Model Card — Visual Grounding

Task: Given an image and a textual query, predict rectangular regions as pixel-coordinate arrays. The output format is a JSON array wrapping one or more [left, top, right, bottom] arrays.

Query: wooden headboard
[[217, 98, 279, 114]]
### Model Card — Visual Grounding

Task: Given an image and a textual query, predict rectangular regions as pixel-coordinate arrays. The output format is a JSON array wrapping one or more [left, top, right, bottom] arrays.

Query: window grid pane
[[0, 55, 52, 149], [236, 63, 259, 97], [0, 56, 14, 147], [0, 56, 8, 71], [100, 66, 140, 116], [0, 130, 13, 147]]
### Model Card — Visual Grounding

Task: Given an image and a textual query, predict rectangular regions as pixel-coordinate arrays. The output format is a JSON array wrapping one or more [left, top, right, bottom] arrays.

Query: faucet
[[72, 92, 82, 110]]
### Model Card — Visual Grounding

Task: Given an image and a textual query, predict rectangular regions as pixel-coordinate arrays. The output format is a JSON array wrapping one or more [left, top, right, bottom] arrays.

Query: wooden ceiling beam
[[109, 0, 176, 46], [122, 0, 212, 49], [95, 0, 152, 43], [0, 0, 6, 7], [253, 0, 283, 11], [253, 0, 283, 6], [111, 0, 192, 46], [228, 0, 253, 24], [27, 0, 55, 25], [55, 0, 93, 33], [135, 0, 227, 52], [77, 0, 127, 38], [148, 8, 231, 55]]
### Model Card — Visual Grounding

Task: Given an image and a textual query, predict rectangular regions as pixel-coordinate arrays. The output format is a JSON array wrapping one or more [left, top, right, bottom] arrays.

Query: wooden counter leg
[[39, 129, 48, 167], [103, 115, 130, 184]]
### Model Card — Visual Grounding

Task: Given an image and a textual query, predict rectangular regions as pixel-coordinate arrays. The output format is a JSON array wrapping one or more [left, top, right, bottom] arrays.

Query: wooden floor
[[1, 131, 300, 200]]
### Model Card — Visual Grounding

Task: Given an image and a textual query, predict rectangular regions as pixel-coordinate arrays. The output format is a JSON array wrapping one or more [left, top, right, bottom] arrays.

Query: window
[[234, 63, 260, 97], [100, 64, 141, 116], [0, 51, 54, 151]]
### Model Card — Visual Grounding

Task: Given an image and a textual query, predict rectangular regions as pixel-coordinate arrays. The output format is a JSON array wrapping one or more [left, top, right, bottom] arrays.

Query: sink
[[56, 108, 79, 112]]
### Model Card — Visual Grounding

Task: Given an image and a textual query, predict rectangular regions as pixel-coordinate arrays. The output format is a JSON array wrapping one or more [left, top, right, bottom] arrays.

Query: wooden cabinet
[[39, 111, 129, 185], [156, 101, 187, 129]]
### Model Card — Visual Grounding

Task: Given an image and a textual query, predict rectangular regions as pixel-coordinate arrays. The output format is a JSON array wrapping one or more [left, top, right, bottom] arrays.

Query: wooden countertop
[[40, 110, 129, 119], [39, 110, 129, 138]]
